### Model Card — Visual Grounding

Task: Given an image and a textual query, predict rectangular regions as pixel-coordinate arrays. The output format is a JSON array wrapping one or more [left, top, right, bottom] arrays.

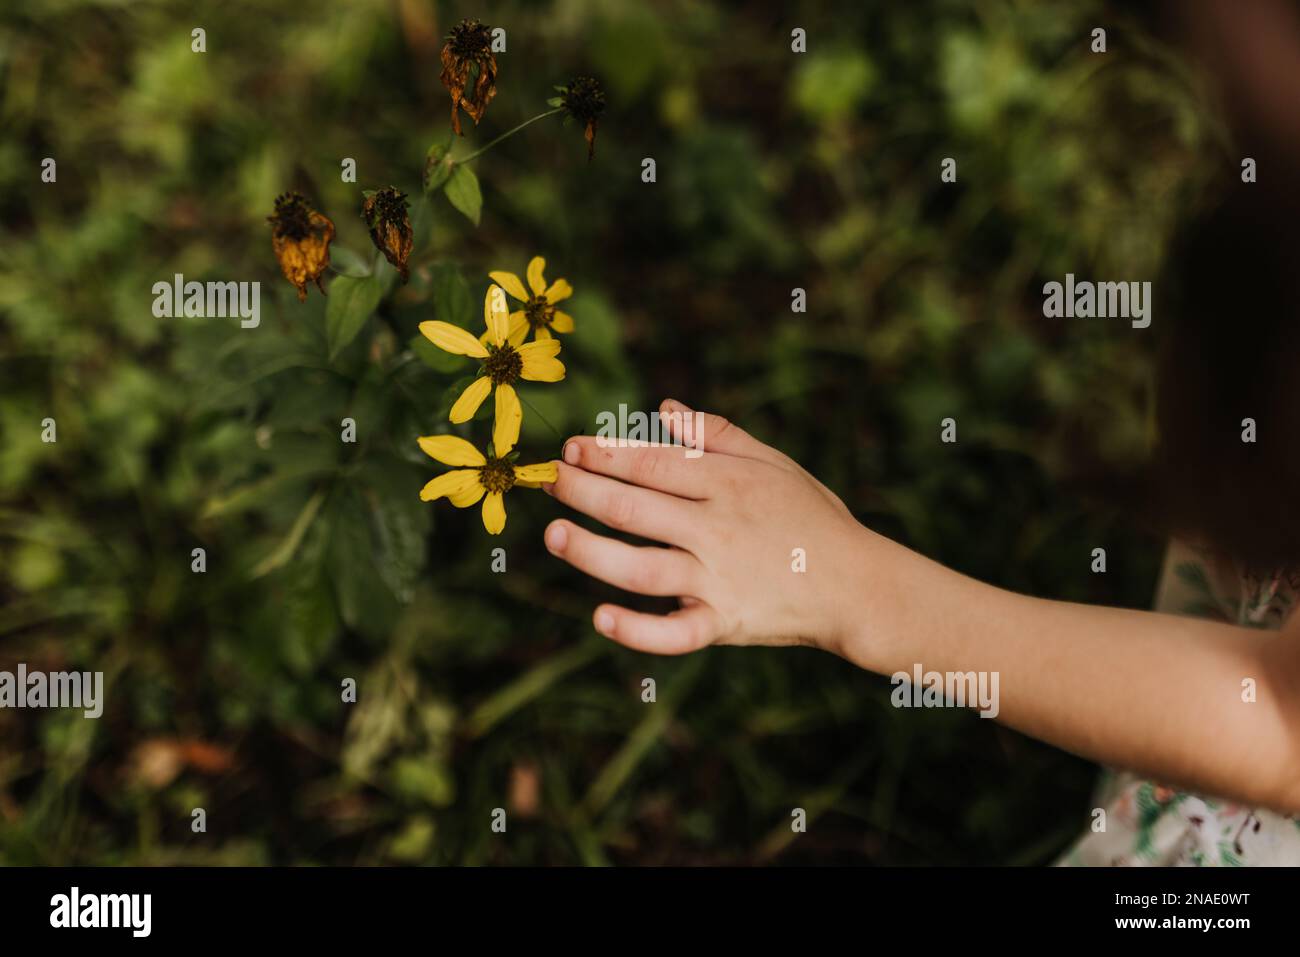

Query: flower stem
[[517, 392, 565, 445], [455, 109, 563, 164]]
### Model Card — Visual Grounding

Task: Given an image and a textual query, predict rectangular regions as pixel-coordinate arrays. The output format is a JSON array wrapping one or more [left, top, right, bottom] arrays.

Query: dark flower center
[[364, 187, 409, 229], [448, 18, 492, 59], [483, 343, 523, 385], [479, 457, 516, 494], [561, 76, 606, 124], [270, 192, 312, 240], [524, 295, 555, 330]]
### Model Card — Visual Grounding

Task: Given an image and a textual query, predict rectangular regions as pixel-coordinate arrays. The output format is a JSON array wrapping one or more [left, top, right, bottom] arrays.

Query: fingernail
[[544, 521, 567, 553], [594, 609, 615, 636], [563, 441, 581, 465], [662, 398, 688, 413], [541, 481, 555, 496]]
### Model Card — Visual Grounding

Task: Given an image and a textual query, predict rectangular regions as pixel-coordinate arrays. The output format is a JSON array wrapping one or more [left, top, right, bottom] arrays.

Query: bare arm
[[542, 400, 1300, 814], [839, 534, 1300, 813]]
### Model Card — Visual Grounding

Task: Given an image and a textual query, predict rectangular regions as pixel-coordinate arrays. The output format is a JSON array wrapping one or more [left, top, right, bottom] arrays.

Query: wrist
[[823, 526, 954, 675]]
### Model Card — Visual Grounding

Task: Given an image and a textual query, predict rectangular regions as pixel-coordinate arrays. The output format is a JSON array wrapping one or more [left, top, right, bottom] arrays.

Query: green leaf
[[281, 533, 339, 674], [325, 274, 385, 360], [423, 137, 455, 194], [330, 245, 373, 278], [431, 262, 473, 328], [327, 487, 401, 639], [444, 165, 482, 226], [358, 459, 430, 602], [391, 756, 455, 807]]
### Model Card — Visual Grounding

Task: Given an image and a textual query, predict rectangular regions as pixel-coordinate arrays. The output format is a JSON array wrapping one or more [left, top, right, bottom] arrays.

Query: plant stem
[[455, 108, 562, 164], [518, 391, 566, 445]]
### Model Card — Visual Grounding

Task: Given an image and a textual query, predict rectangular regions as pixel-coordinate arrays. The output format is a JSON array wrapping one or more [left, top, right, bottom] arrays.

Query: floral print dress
[[1058, 540, 1300, 866]]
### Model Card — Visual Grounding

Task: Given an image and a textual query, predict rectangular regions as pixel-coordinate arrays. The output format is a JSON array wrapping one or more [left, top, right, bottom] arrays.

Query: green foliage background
[[0, 0, 1223, 864]]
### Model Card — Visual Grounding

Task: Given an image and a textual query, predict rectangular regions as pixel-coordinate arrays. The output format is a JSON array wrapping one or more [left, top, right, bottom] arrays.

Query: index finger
[[560, 436, 713, 500]]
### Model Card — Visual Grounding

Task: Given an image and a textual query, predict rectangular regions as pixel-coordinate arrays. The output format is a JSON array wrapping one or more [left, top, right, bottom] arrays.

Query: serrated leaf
[[326, 274, 385, 360], [326, 487, 402, 640], [360, 461, 430, 602], [444, 165, 482, 226], [283, 567, 338, 673]]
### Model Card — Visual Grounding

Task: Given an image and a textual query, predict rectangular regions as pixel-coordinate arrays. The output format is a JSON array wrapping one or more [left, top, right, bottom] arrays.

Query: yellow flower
[[417, 434, 556, 535], [418, 285, 565, 453], [487, 256, 575, 341]]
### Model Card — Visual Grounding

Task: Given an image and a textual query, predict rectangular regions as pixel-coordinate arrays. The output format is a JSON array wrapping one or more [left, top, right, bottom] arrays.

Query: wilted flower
[[267, 192, 335, 302], [362, 187, 413, 283], [554, 76, 606, 159], [440, 18, 498, 137], [488, 256, 574, 341], [417, 434, 556, 535], [419, 284, 565, 451]]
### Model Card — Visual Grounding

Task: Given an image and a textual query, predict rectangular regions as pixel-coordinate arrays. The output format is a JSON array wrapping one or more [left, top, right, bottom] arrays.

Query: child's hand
[[542, 399, 877, 655]]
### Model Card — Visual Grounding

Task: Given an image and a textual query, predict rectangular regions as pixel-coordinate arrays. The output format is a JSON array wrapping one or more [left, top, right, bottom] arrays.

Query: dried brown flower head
[[439, 18, 498, 136], [362, 186, 413, 283], [557, 76, 606, 160], [267, 192, 335, 302]]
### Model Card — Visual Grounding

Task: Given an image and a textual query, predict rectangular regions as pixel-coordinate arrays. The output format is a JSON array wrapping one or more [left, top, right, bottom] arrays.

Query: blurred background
[[0, 0, 1227, 864]]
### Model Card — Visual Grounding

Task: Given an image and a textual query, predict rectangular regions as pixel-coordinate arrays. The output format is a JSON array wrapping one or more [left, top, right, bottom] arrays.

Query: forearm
[[835, 529, 1300, 813]]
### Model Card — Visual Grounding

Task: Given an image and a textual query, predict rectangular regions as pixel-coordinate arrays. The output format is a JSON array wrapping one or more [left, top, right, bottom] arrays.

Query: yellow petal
[[420, 469, 482, 502], [543, 279, 573, 303], [482, 491, 506, 534], [417, 435, 487, 466], [484, 285, 510, 346], [507, 311, 529, 346], [551, 310, 574, 333], [488, 270, 529, 303], [535, 325, 553, 341], [481, 311, 529, 347], [449, 483, 486, 508], [526, 256, 547, 295], [493, 383, 522, 456], [518, 339, 565, 382], [520, 356, 565, 382], [514, 461, 558, 484], [518, 338, 561, 360], [450, 376, 492, 423], [420, 321, 489, 358]]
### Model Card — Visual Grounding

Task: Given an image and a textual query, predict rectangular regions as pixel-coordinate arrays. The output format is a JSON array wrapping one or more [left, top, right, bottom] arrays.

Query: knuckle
[[626, 558, 662, 594], [606, 491, 638, 531], [708, 415, 736, 444], [631, 449, 663, 485]]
